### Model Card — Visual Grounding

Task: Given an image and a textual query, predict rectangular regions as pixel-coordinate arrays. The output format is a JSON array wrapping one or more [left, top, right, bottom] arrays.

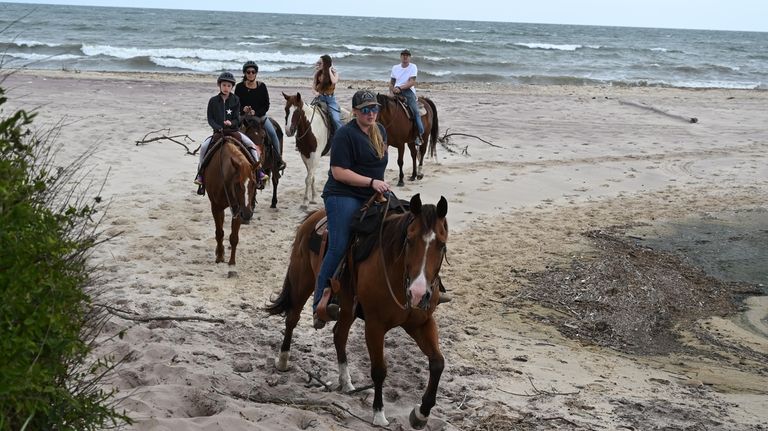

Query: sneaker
[[194, 175, 203, 185], [196, 184, 205, 196], [258, 170, 269, 181], [313, 313, 327, 330], [414, 137, 422, 147], [278, 160, 287, 172]]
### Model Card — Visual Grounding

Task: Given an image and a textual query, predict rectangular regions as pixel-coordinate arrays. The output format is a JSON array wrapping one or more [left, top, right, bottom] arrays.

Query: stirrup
[[315, 287, 339, 323], [438, 292, 452, 304]]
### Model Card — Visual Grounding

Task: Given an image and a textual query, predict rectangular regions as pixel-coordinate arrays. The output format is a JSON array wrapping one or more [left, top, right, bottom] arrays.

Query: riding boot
[[437, 276, 451, 304]]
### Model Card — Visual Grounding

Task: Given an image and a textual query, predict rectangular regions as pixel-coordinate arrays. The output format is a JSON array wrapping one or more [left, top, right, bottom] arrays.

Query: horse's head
[[282, 92, 303, 137], [402, 193, 448, 310], [241, 115, 265, 146]]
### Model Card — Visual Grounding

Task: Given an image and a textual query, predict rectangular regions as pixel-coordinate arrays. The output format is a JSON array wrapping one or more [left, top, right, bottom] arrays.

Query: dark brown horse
[[241, 115, 284, 209], [267, 193, 448, 428], [203, 137, 256, 265], [376, 94, 439, 186]]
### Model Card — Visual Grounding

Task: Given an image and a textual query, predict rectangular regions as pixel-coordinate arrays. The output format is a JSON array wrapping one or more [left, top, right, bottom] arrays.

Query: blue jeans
[[313, 194, 365, 311], [318, 94, 343, 132], [401, 88, 424, 136]]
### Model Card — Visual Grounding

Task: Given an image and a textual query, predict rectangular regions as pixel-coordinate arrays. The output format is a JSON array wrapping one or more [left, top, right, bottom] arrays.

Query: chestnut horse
[[241, 115, 284, 209], [266, 193, 448, 428], [282, 92, 349, 209], [376, 94, 439, 186], [202, 137, 256, 265]]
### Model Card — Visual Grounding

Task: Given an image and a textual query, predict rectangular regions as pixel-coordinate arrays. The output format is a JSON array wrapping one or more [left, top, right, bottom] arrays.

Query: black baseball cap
[[352, 90, 379, 109], [400, 49, 411, 56]]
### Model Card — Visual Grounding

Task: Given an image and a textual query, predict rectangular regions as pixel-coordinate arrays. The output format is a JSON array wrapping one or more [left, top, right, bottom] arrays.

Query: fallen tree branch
[[135, 128, 199, 154], [438, 128, 504, 148], [498, 376, 580, 397], [106, 308, 225, 324], [618, 99, 698, 124]]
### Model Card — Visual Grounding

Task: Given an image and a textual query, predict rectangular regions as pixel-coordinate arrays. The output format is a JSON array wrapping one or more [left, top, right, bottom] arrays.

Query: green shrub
[[0, 84, 130, 430]]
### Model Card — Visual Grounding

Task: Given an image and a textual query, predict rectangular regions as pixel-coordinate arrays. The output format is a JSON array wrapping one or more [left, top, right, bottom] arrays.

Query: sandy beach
[[4, 70, 767, 430]]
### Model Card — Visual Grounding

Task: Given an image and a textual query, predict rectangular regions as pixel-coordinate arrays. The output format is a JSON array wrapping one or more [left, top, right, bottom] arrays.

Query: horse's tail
[[425, 97, 439, 158], [265, 273, 292, 316]]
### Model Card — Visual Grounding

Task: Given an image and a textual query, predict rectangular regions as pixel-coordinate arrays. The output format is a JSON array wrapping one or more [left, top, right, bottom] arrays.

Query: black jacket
[[207, 93, 241, 132], [234, 81, 270, 117]]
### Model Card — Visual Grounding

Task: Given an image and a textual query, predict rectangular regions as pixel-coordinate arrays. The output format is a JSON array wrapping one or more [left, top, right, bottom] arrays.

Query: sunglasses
[[359, 106, 379, 114], [245, 70, 257, 75]]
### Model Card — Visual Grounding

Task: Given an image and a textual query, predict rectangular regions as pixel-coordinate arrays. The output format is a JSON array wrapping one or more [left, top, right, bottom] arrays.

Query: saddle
[[198, 130, 258, 176], [312, 193, 409, 322], [393, 95, 427, 120], [311, 97, 336, 156]]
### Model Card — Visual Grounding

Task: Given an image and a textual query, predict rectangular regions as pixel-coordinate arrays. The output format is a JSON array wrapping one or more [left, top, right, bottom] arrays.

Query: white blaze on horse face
[[286, 106, 298, 136], [408, 229, 435, 307]]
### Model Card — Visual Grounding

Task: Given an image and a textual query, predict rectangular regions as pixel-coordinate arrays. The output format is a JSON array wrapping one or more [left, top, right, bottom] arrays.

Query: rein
[[376, 196, 409, 310], [293, 103, 317, 143]]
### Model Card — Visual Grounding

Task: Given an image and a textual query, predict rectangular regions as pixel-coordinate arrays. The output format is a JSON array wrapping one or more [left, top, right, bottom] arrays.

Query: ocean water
[[1, 2, 767, 89]]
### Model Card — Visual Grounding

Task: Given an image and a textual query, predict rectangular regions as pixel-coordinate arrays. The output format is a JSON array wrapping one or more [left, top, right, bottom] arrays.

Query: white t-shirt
[[390, 63, 418, 93]]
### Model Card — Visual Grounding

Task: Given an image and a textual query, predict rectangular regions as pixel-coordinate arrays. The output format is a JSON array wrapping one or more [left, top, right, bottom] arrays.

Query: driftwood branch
[[618, 99, 698, 124], [439, 129, 503, 148], [437, 128, 503, 156], [498, 375, 580, 397], [135, 128, 199, 155], [106, 308, 225, 324]]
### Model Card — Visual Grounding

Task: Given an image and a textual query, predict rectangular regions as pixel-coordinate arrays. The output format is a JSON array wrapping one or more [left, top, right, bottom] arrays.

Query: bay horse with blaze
[[267, 193, 449, 428], [202, 135, 257, 266], [376, 93, 439, 186]]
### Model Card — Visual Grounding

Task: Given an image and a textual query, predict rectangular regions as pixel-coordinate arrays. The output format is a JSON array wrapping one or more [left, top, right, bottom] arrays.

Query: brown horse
[[241, 115, 284, 209], [266, 193, 448, 428], [376, 94, 439, 186], [203, 137, 256, 265]]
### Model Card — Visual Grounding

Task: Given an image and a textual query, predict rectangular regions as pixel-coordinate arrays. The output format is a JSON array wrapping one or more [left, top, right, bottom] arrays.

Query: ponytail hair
[[368, 122, 386, 159]]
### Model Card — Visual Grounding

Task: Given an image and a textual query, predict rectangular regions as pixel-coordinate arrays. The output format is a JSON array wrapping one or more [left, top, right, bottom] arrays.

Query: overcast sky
[[7, 0, 768, 32]]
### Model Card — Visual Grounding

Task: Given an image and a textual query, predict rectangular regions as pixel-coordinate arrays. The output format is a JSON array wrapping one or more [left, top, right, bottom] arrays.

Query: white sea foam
[[3, 52, 81, 61], [439, 38, 473, 43], [6, 39, 62, 48], [81, 44, 321, 64], [342, 44, 399, 52], [515, 42, 583, 51]]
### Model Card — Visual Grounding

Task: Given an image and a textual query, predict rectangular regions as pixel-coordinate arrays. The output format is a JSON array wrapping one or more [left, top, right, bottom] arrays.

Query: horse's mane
[[376, 93, 390, 107], [224, 140, 252, 182], [379, 204, 439, 261]]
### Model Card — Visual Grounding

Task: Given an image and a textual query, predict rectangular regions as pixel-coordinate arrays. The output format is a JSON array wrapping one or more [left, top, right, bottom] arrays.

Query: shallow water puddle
[[627, 207, 768, 344]]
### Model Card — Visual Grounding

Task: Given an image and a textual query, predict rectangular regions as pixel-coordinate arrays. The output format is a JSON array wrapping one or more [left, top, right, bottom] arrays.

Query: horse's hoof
[[417, 174, 424, 180], [397, 180, 405, 187], [372, 410, 389, 427], [227, 270, 238, 278], [275, 352, 290, 372], [409, 405, 428, 429]]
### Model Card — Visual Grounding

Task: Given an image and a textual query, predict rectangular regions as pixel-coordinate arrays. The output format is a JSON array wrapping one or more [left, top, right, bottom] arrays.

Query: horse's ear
[[296, 92, 302, 102], [437, 196, 447, 218], [410, 193, 422, 216], [282, 91, 288, 99]]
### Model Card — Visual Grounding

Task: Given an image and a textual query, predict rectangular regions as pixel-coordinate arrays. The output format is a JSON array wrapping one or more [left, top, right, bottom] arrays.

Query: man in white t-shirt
[[389, 49, 424, 146]]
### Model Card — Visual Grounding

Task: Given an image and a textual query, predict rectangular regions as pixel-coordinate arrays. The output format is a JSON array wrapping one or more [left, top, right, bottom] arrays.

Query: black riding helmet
[[242, 61, 258, 74], [217, 71, 236, 85]]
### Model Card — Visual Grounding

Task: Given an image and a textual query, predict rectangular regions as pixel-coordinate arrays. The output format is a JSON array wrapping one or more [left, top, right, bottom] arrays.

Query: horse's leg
[[309, 153, 318, 205], [228, 215, 241, 266], [248, 176, 257, 211], [301, 156, 311, 209], [333, 293, 356, 392], [275, 272, 314, 371], [417, 116, 428, 180], [397, 143, 405, 187], [212, 206, 225, 263], [403, 318, 444, 429], [270, 173, 278, 208], [409, 140, 418, 182], [365, 323, 389, 426]]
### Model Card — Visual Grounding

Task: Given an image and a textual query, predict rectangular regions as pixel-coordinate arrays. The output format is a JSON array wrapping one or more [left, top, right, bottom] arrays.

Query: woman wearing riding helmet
[[194, 71, 261, 190], [235, 61, 286, 171]]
